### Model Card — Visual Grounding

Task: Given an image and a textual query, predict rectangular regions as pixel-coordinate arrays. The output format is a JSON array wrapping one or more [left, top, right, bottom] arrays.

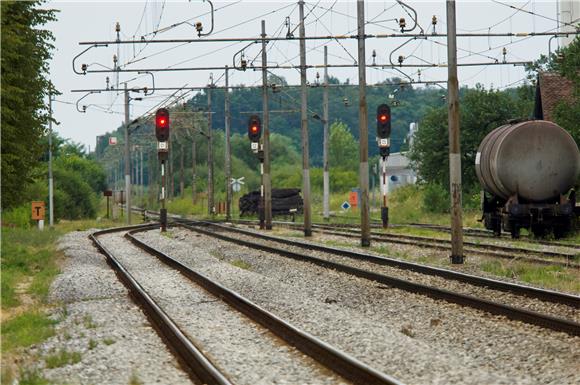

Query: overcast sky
[[45, 1, 567, 149]]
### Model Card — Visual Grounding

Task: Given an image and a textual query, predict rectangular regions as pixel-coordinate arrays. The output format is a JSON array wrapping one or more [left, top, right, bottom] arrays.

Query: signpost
[[103, 190, 113, 219], [109, 136, 117, 145], [231, 177, 245, 193], [341, 201, 351, 211], [31, 201, 45, 230]]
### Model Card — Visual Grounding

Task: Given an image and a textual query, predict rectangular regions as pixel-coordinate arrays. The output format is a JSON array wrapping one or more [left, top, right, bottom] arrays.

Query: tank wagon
[[475, 120, 580, 238]]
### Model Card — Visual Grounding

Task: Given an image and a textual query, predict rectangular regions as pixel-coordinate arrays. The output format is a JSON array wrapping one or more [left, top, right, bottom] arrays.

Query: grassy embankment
[[1, 200, 143, 384]]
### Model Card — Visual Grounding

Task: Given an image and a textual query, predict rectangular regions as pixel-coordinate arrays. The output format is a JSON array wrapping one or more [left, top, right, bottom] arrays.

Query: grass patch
[[82, 314, 98, 329], [481, 260, 580, 293], [17, 368, 53, 385], [128, 371, 144, 385], [88, 339, 98, 350], [1, 228, 63, 308], [2, 312, 57, 352], [229, 259, 252, 270], [103, 337, 115, 346], [44, 349, 82, 369]]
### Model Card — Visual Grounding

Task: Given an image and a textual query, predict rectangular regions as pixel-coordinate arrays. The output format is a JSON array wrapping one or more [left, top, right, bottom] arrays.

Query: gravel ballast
[[214, 225, 579, 323], [98, 231, 347, 385], [137, 226, 580, 385], [31, 230, 192, 385]]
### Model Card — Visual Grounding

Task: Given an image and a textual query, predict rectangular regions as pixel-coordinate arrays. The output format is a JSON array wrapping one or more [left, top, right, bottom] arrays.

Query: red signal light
[[379, 114, 388, 122], [155, 108, 170, 141], [251, 125, 258, 133]]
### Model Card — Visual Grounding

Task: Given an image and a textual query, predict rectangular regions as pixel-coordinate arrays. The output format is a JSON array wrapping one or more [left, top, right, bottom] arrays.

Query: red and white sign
[[109, 137, 118, 145]]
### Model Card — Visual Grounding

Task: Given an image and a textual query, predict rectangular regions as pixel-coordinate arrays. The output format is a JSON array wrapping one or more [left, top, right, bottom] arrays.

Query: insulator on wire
[[432, 15, 437, 26], [81, 63, 87, 74], [502, 47, 507, 63], [417, 69, 421, 82], [195, 22, 203, 36], [115, 22, 120, 33], [372, 49, 377, 65], [398, 55, 405, 66], [399, 17, 406, 32]]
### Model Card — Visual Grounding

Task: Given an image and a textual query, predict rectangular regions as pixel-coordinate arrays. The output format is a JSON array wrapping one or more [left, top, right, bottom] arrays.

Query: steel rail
[[124, 227, 403, 385], [180, 221, 580, 326], [405, 222, 580, 250], [90, 224, 233, 385], [233, 219, 579, 266], [305, 223, 578, 264], [135, 210, 580, 306]]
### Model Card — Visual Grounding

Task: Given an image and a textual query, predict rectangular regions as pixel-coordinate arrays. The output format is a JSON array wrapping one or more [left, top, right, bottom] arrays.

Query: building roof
[[538, 72, 574, 122]]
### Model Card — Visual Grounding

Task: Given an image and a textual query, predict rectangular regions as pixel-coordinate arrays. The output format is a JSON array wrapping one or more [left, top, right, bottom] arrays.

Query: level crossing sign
[[231, 177, 245, 192]]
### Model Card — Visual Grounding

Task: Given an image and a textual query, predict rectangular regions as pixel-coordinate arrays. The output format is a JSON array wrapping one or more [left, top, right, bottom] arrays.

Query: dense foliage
[[1, 1, 57, 209], [408, 84, 535, 193], [525, 36, 579, 144]]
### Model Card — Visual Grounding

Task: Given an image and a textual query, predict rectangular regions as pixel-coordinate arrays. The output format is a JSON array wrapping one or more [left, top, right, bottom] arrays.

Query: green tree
[[409, 85, 522, 191], [329, 121, 358, 171], [1, 1, 57, 209]]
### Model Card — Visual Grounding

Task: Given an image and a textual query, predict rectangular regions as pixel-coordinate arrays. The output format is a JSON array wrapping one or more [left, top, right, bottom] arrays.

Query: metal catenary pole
[[225, 66, 232, 221], [192, 132, 197, 204], [124, 83, 132, 224], [262, 20, 273, 230], [322, 45, 330, 221], [357, 0, 370, 247], [299, 0, 312, 236], [48, 93, 54, 227], [446, 0, 464, 263], [207, 85, 214, 216]]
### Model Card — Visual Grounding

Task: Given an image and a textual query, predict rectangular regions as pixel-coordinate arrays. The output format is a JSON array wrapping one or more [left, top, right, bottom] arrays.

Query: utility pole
[[225, 66, 233, 221], [322, 45, 330, 221], [192, 133, 197, 204], [446, 0, 464, 263], [48, 92, 54, 227], [140, 148, 143, 205], [180, 143, 185, 198], [357, 0, 370, 247], [207, 83, 214, 216], [124, 83, 132, 224], [262, 20, 272, 230], [299, 0, 312, 236]]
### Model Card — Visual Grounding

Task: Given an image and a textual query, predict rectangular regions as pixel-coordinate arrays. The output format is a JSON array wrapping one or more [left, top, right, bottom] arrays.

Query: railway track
[[179, 220, 580, 336], [91, 224, 402, 385], [232, 219, 579, 268]]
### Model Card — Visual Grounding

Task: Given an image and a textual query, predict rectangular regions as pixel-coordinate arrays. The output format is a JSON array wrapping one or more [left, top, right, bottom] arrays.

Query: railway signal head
[[376, 104, 391, 139], [248, 115, 262, 143], [155, 108, 170, 142]]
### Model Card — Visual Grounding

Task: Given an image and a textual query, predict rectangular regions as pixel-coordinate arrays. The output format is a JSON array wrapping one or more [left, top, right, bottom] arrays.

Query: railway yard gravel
[[219, 225, 579, 323], [97, 231, 346, 385], [29, 230, 192, 385], [137, 226, 580, 385], [277, 227, 580, 295]]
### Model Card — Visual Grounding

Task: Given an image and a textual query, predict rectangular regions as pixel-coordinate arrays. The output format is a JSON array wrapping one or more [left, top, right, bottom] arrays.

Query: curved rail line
[[94, 223, 403, 385], [90, 224, 233, 385], [178, 220, 580, 336], [232, 219, 579, 268]]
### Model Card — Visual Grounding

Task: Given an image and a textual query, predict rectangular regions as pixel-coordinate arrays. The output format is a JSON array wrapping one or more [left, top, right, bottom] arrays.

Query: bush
[[2, 205, 31, 228], [422, 183, 449, 213]]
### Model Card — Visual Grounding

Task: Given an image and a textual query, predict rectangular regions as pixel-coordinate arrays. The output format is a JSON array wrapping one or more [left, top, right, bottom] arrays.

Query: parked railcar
[[475, 120, 580, 238]]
